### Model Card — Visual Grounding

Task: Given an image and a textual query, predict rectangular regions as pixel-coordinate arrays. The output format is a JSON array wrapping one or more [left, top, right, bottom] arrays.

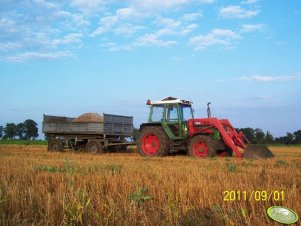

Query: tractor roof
[[148, 96, 193, 106]]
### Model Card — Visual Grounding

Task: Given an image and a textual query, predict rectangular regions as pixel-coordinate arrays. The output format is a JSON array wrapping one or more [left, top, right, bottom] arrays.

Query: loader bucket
[[242, 145, 274, 159]]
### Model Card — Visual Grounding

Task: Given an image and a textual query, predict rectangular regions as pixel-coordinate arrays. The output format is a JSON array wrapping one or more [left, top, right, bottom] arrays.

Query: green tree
[[0, 126, 2, 139], [3, 123, 17, 140], [238, 128, 256, 143], [255, 128, 265, 144], [274, 133, 294, 145], [16, 123, 26, 140], [286, 132, 294, 144], [293, 130, 301, 144], [265, 131, 274, 144], [24, 119, 38, 140]]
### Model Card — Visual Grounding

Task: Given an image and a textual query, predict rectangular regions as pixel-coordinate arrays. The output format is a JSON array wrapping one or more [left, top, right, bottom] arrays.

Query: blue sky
[[1, 0, 301, 137]]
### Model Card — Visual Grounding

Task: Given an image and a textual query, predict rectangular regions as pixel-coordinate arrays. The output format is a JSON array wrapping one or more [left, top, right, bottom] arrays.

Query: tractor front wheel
[[188, 135, 216, 158], [138, 126, 169, 157]]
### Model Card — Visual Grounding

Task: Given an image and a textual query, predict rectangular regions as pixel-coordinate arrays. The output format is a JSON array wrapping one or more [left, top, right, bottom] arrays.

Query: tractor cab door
[[164, 104, 181, 139], [179, 104, 194, 138]]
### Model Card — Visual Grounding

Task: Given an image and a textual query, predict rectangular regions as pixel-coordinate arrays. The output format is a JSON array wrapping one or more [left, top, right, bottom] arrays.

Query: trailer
[[42, 113, 134, 153]]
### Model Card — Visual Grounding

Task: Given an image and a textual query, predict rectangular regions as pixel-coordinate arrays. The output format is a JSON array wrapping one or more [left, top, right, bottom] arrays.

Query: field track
[[0, 145, 300, 225]]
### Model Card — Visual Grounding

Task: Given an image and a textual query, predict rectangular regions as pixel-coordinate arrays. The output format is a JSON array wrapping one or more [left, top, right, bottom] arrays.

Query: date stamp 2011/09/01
[[223, 190, 285, 202]]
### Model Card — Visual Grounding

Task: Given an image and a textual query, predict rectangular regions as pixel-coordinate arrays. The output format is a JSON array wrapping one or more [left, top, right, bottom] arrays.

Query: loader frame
[[188, 118, 251, 158]]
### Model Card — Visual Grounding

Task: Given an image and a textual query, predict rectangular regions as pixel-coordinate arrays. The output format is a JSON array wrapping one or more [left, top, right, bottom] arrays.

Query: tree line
[[236, 128, 301, 145], [0, 119, 38, 140], [0, 121, 300, 145]]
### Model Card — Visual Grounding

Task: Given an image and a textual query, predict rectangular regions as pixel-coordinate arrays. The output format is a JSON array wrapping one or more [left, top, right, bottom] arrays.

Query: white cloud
[[51, 33, 82, 47], [189, 29, 240, 51], [182, 12, 203, 21], [0, 42, 22, 52], [101, 16, 119, 28], [5, 51, 73, 62], [70, 0, 105, 14], [181, 24, 198, 35], [116, 7, 140, 19], [0, 1, 92, 62], [128, 0, 187, 10], [54, 10, 90, 27], [91, 7, 140, 37], [71, 14, 90, 27], [240, 75, 301, 82], [106, 33, 178, 51], [32, 0, 58, 9], [114, 23, 145, 36], [0, 18, 17, 33], [135, 34, 177, 47], [220, 5, 260, 18], [242, 0, 258, 4], [153, 18, 198, 37], [201, 0, 215, 3], [91, 16, 118, 36], [0, 3, 83, 64], [240, 24, 264, 32], [0, 0, 266, 60], [91, 27, 107, 36], [127, 0, 214, 11], [155, 18, 182, 36]]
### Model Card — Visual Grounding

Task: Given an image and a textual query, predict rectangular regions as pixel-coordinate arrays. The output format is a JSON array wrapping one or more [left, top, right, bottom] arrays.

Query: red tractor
[[138, 97, 274, 159]]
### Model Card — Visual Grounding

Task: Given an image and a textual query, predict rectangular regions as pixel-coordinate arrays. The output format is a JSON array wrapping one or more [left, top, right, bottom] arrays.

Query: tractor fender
[[139, 123, 162, 131]]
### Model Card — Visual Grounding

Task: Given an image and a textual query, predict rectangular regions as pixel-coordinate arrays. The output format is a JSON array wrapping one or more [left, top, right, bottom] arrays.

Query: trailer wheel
[[86, 140, 103, 154], [138, 126, 169, 157], [188, 135, 216, 158], [48, 139, 64, 152]]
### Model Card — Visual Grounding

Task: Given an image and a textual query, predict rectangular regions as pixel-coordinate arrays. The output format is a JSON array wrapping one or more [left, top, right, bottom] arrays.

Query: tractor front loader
[[138, 97, 274, 159]]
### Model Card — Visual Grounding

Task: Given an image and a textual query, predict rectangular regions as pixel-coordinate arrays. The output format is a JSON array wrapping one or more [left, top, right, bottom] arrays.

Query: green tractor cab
[[138, 97, 195, 156]]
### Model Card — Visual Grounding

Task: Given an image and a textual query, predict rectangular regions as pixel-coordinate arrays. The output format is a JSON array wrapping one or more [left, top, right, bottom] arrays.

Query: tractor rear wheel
[[86, 140, 103, 154], [138, 126, 169, 157], [188, 135, 216, 158], [48, 139, 64, 152]]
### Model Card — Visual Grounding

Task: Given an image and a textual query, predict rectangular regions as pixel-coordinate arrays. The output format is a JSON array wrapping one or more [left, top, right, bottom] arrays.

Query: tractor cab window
[[180, 105, 194, 121], [150, 105, 164, 122], [166, 105, 179, 122]]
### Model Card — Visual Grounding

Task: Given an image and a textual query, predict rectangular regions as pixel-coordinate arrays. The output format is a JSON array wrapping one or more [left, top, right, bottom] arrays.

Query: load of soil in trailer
[[72, 113, 104, 122]]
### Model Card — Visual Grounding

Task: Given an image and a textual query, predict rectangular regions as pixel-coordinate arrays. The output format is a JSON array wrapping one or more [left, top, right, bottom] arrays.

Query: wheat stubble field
[[0, 145, 300, 226]]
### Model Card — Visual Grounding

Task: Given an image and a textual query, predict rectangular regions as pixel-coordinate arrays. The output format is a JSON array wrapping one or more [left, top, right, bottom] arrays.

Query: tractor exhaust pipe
[[207, 102, 211, 118]]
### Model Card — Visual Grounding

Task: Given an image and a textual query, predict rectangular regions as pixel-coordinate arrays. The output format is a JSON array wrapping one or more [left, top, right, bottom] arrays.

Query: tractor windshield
[[150, 105, 164, 122], [166, 105, 178, 122], [180, 105, 194, 121]]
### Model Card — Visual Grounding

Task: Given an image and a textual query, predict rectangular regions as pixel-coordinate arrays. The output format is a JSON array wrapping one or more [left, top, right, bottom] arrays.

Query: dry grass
[[0, 145, 300, 225]]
